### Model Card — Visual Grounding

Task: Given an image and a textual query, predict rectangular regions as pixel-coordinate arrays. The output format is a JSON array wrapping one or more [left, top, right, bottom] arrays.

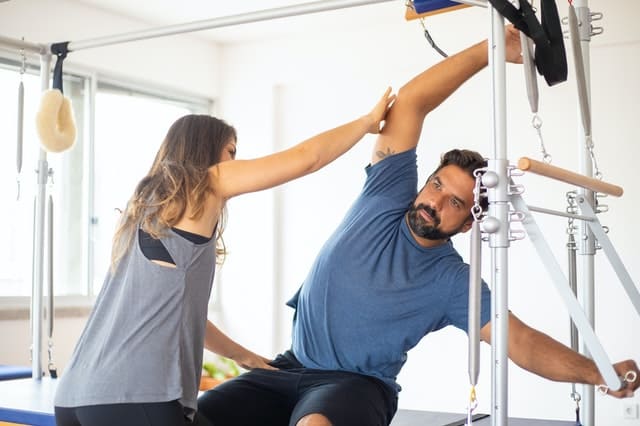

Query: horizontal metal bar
[[0, 35, 47, 55], [68, 0, 396, 52], [527, 205, 595, 222], [456, 0, 488, 7]]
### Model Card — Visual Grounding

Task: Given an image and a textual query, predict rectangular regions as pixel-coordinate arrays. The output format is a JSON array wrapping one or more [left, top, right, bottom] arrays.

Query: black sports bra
[[139, 227, 212, 265]]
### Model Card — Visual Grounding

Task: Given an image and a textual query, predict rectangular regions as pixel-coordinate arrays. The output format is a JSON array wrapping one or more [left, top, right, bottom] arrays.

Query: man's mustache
[[414, 203, 440, 225]]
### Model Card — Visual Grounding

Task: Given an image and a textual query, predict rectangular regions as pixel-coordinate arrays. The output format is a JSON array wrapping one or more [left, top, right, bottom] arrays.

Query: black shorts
[[197, 351, 398, 426]]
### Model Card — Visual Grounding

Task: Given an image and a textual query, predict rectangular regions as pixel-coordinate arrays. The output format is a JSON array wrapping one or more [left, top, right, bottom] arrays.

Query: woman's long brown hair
[[110, 115, 237, 270]]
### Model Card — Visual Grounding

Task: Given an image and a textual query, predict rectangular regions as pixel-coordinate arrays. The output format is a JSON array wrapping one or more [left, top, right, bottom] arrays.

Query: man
[[197, 26, 639, 426]]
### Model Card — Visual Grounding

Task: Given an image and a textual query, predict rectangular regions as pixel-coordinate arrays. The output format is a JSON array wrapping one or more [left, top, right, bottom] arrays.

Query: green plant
[[202, 356, 240, 380]]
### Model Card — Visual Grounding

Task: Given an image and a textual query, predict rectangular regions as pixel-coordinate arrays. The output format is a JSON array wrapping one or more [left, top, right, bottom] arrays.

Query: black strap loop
[[50, 42, 70, 93], [535, 0, 567, 86], [487, 0, 567, 87]]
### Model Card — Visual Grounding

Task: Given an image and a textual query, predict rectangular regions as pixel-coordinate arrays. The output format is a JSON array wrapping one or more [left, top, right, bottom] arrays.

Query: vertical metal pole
[[573, 1, 595, 424], [488, 7, 509, 426], [31, 52, 51, 380], [469, 220, 482, 388], [271, 85, 285, 354], [85, 75, 97, 296]]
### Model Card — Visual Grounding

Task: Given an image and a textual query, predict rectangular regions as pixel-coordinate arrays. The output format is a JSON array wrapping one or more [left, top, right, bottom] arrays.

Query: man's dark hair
[[428, 149, 489, 212]]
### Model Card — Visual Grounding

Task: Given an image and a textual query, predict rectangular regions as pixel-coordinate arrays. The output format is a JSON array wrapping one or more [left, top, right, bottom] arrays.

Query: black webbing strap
[[489, 0, 543, 39], [535, 0, 567, 86], [50, 42, 70, 93], [487, 0, 567, 86]]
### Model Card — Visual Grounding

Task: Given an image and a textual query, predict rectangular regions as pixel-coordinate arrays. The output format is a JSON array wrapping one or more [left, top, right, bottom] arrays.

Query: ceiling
[[71, 0, 406, 44]]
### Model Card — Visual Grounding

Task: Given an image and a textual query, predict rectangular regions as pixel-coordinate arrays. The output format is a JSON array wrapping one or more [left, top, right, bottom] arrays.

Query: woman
[[54, 87, 395, 426]]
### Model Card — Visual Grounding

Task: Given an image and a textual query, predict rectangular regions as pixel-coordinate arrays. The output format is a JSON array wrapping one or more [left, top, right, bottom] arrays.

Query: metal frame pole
[[31, 52, 52, 380], [511, 194, 620, 388], [67, 0, 396, 52], [573, 0, 596, 423], [0, 36, 47, 54], [84, 74, 98, 296], [0, 34, 51, 380], [487, 6, 509, 426], [271, 84, 285, 354]]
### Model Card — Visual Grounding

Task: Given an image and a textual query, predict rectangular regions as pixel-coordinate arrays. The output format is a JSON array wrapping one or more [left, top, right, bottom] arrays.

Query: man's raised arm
[[371, 25, 522, 166]]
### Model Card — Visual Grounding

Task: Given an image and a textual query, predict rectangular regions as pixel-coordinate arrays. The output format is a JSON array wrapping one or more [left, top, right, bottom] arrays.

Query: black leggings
[[198, 351, 397, 426], [55, 400, 211, 426]]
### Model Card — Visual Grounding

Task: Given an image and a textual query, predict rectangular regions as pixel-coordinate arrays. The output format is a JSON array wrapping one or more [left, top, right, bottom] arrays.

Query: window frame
[[0, 53, 213, 314]]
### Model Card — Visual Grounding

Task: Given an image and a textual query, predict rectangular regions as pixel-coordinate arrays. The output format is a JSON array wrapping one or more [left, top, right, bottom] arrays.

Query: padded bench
[[0, 366, 31, 381], [0, 378, 575, 426]]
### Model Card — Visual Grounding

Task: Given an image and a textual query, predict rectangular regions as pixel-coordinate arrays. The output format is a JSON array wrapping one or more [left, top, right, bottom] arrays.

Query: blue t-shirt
[[288, 149, 492, 393]]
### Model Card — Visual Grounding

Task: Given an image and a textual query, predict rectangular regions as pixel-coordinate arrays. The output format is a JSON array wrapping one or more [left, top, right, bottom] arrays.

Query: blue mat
[[0, 365, 31, 380]]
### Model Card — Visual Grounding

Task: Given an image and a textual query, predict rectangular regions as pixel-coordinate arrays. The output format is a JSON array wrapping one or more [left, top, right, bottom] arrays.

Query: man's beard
[[407, 203, 459, 241]]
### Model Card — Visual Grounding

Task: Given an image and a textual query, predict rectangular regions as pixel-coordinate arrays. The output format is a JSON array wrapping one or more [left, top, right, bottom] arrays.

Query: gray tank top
[[54, 226, 216, 418]]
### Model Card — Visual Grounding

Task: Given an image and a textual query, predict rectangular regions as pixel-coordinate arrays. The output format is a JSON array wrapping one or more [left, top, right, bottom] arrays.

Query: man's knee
[[296, 413, 332, 426]]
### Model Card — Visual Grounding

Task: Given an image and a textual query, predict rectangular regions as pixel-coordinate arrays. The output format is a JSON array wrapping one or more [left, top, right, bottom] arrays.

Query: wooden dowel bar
[[517, 157, 623, 197]]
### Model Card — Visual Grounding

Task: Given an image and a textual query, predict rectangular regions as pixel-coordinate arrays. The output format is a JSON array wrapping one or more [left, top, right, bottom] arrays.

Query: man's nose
[[430, 194, 444, 211]]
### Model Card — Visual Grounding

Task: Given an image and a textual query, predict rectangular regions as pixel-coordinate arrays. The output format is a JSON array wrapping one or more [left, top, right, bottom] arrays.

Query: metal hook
[[624, 371, 637, 384], [508, 183, 525, 196], [471, 168, 486, 222], [531, 114, 543, 129], [597, 371, 638, 395], [570, 390, 581, 403], [508, 164, 524, 177], [510, 211, 526, 223], [466, 386, 478, 426], [509, 229, 526, 241], [531, 114, 552, 163]]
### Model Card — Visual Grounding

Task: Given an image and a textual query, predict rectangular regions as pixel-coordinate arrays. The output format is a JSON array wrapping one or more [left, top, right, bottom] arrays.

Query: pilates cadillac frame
[[1, 2, 637, 426]]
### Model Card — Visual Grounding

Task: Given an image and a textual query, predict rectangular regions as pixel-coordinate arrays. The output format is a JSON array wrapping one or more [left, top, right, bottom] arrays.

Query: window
[[90, 88, 206, 294], [0, 60, 211, 299], [0, 66, 41, 297], [0, 65, 84, 297]]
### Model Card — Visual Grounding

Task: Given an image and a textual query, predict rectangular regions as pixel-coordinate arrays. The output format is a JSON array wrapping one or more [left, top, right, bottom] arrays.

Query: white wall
[[1, 0, 639, 425], [214, 1, 640, 425]]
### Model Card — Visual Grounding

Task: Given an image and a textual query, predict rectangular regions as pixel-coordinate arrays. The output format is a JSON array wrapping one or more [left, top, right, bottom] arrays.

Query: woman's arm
[[203, 320, 275, 371], [210, 87, 395, 200]]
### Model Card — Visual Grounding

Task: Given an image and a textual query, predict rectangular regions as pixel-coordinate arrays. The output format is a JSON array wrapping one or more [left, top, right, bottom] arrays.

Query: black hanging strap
[[50, 42, 70, 93], [487, 0, 567, 87], [488, 0, 540, 38], [534, 0, 567, 86]]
